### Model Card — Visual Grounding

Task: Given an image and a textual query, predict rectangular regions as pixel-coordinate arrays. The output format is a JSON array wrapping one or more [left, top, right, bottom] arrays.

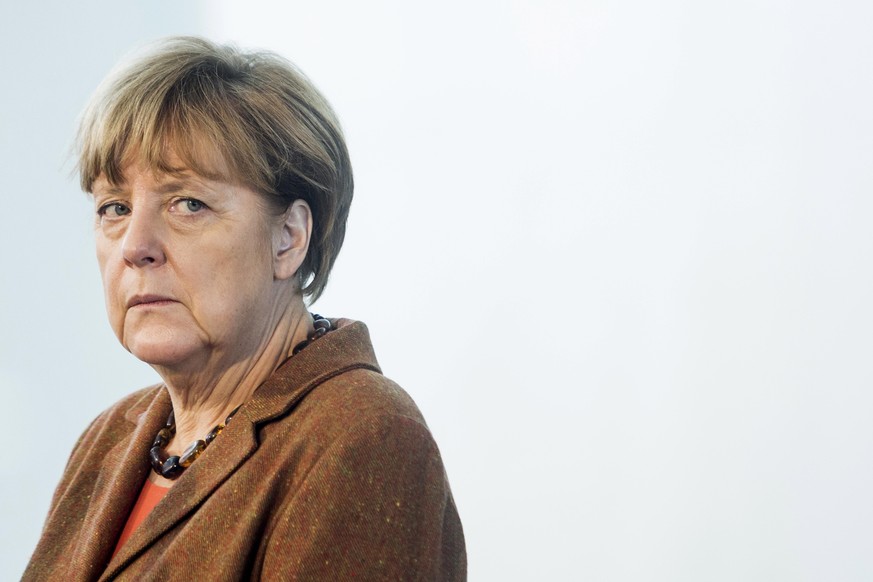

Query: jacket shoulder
[[301, 367, 430, 429], [259, 369, 466, 580]]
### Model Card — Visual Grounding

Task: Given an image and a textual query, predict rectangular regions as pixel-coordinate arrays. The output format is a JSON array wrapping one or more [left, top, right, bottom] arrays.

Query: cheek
[[95, 240, 125, 323], [182, 234, 273, 315], [95, 244, 114, 291], [213, 248, 273, 304], [95, 232, 115, 274], [218, 241, 273, 315]]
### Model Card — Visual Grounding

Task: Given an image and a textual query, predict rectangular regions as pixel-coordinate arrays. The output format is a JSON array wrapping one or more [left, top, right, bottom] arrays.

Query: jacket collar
[[100, 320, 380, 580]]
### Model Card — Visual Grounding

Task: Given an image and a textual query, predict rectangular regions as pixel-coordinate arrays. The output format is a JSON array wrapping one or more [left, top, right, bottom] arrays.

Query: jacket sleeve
[[260, 414, 466, 581]]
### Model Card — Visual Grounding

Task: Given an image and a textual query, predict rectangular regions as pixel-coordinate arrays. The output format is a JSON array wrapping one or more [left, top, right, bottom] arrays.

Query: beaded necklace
[[149, 314, 332, 479]]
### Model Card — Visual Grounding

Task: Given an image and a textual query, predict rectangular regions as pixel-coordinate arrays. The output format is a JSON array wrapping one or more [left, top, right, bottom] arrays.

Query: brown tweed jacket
[[24, 321, 465, 581]]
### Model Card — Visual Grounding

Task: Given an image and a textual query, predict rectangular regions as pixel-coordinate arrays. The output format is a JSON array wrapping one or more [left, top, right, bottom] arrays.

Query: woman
[[24, 37, 465, 581]]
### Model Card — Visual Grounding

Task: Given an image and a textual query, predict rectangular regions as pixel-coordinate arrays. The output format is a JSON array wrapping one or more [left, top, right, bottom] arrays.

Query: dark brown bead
[[149, 447, 165, 472], [162, 456, 183, 479], [225, 405, 242, 424], [179, 440, 206, 467], [153, 428, 172, 448], [313, 318, 330, 331], [292, 340, 309, 355], [205, 424, 224, 445]]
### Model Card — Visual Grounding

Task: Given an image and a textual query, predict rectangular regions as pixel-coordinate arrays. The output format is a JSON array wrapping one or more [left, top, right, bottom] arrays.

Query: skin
[[92, 157, 313, 487]]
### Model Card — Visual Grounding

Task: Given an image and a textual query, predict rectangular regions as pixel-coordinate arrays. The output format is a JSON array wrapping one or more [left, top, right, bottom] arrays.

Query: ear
[[273, 199, 312, 281]]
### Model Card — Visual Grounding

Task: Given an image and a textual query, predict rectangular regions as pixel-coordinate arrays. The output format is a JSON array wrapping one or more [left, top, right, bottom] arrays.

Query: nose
[[121, 210, 167, 268]]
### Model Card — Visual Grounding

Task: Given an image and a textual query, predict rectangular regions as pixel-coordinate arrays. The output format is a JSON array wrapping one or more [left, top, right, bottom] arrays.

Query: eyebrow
[[94, 184, 126, 196], [155, 179, 195, 195]]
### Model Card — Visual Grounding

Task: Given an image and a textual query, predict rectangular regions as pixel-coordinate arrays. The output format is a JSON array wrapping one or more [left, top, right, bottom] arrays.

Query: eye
[[97, 202, 131, 218], [172, 198, 207, 214]]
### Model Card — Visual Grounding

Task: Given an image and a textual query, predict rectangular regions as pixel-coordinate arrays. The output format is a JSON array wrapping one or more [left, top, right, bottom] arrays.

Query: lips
[[127, 294, 178, 309]]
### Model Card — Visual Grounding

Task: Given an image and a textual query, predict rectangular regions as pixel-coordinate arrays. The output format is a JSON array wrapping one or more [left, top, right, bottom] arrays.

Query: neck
[[154, 298, 312, 456]]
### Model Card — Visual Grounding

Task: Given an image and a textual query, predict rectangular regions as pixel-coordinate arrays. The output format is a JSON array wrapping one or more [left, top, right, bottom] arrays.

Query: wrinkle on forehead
[[91, 168, 212, 198]]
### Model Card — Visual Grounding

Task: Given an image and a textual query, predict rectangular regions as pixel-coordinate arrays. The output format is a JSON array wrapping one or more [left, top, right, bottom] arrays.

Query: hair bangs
[[78, 81, 248, 192]]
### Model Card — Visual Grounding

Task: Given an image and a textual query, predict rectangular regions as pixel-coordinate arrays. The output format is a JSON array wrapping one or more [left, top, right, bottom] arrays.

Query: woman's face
[[92, 159, 286, 371]]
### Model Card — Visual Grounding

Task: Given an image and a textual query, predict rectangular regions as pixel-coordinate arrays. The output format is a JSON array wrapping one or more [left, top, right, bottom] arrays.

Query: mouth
[[127, 294, 178, 309]]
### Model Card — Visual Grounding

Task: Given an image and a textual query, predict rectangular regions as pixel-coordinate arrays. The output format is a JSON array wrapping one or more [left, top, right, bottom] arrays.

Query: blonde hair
[[78, 36, 353, 302]]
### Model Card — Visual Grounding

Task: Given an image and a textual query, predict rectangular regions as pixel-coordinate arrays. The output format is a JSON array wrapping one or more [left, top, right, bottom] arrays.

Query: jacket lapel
[[100, 407, 260, 580], [99, 321, 380, 580], [68, 389, 170, 581]]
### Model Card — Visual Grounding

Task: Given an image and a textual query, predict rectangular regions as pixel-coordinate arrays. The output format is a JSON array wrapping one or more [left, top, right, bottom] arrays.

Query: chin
[[124, 327, 203, 368]]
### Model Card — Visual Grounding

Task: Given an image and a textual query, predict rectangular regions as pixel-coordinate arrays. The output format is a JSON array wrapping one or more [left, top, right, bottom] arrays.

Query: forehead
[[91, 166, 217, 196]]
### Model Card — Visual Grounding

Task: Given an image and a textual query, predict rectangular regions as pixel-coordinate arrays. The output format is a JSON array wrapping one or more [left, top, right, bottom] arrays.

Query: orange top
[[112, 478, 170, 559]]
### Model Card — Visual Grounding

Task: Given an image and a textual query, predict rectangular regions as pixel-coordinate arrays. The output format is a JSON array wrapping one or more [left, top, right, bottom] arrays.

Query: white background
[[2, 1, 873, 580]]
